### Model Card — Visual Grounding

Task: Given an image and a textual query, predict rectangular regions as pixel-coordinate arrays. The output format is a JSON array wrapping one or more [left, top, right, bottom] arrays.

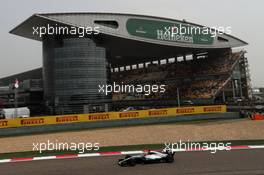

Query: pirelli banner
[[0, 105, 226, 129]]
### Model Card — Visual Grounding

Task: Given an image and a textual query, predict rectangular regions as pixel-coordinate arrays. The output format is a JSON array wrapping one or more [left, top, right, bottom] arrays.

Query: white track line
[[0, 145, 263, 164]]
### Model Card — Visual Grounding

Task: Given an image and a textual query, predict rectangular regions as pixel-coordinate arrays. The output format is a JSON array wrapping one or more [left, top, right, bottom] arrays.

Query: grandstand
[[111, 50, 250, 109], [0, 13, 250, 115]]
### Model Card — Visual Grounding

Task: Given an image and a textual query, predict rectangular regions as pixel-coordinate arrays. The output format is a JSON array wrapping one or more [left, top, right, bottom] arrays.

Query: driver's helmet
[[145, 149, 151, 155], [165, 149, 172, 154]]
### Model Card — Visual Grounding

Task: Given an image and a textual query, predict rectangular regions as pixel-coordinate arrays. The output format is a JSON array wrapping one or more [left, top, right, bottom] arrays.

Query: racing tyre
[[166, 155, 174, 163], [129, 159, 136, 166], [118, 159, 125, 167]]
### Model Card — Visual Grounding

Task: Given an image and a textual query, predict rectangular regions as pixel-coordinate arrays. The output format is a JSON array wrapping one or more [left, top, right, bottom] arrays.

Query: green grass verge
[[1, 139, 264, 160], [0, 117, 235, 138]]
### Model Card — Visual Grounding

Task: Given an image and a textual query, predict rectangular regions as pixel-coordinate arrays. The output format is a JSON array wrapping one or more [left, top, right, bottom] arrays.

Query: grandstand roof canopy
[[10, 13, 248, 66]]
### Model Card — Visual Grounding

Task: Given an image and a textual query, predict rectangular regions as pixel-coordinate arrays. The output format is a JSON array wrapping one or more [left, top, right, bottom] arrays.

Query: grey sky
[[0, 0, 263, 86]]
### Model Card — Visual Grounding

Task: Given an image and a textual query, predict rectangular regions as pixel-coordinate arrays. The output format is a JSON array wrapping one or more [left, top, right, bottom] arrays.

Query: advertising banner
[[0, 105, 226, 129]]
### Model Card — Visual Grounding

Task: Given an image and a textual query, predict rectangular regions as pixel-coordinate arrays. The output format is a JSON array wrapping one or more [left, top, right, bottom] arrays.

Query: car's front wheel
[[118, 159, 126, 167]]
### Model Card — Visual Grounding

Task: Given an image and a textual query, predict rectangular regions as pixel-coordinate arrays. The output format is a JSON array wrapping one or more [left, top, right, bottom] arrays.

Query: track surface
[[1, 149, 264, 175]]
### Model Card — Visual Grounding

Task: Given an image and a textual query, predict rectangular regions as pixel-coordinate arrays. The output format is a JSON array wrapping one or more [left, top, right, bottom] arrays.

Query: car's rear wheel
[[166, 155, 174, 163], [129, 159, 136, 166], [140, 158, 146, 165]]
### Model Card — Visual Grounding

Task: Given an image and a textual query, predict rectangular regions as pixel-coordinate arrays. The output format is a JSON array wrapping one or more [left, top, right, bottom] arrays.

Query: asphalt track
[[1, 149, 264, 175]]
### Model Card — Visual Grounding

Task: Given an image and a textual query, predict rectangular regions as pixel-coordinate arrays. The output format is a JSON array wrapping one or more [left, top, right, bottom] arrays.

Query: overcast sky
[[0, 0, 263, 86]]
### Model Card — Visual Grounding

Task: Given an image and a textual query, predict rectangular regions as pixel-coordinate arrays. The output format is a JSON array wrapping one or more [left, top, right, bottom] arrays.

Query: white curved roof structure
[[10, 12, 247, 49]]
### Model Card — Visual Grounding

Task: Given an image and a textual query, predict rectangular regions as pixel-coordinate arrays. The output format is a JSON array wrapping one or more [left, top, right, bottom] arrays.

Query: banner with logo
[[0, 105, 226, 129]]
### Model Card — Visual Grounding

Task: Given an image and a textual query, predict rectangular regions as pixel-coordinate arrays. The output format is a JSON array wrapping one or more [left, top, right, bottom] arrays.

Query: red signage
[[56, 116, 79, 123], [21, 118, 44, 125], [0, 121, 8, 127], [149, 110, 168, 116], [88, 114, 110, 120], [119, 112, 139, 118], [203, 106, 222, 112], [176, 108, 195, 113]]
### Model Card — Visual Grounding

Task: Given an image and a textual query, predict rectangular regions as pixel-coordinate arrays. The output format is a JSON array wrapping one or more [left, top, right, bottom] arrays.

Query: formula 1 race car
[[118, 150, 175, 167]]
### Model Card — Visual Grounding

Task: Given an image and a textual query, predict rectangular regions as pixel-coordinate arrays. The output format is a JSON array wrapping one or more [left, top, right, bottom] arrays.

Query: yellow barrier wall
[[0, 105, 226, 129]]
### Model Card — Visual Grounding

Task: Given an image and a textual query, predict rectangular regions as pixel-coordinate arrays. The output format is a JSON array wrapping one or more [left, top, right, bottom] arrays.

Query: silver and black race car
[[118, 150, 175, 167]]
